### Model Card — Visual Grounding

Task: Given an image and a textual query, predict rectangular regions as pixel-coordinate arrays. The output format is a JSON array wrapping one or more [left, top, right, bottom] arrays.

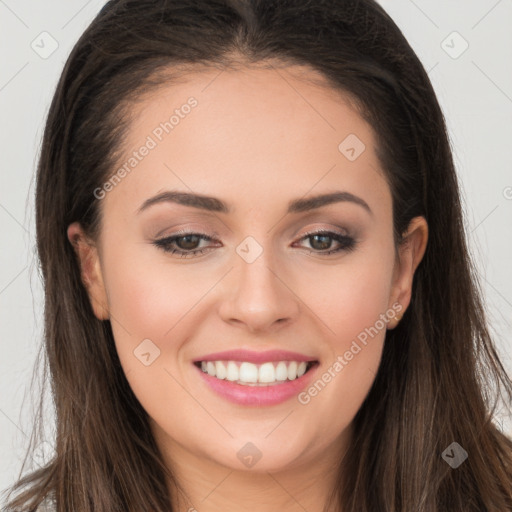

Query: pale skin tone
[[68, 63, 428, 512]]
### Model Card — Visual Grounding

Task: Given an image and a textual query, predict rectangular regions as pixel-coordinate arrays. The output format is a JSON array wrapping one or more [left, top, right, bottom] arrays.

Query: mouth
[[193, 359, 319, 386]]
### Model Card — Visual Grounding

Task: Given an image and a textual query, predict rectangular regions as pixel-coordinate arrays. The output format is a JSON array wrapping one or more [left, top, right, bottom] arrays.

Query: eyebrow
[[137, 190, 372, 216]]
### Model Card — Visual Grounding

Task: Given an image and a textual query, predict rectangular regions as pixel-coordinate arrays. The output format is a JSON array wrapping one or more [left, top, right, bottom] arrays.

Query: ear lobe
[[67, 222, 110, 320], [387, 216, 428, 328]]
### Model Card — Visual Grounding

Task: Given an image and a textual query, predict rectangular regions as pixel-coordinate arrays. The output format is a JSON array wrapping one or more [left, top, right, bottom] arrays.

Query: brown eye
[[153, 232, 217, 258], [296, 230, 357, 255], [174, 234, 202, 251], [308, 233, 334, 251], [152, 229, 357, 258]]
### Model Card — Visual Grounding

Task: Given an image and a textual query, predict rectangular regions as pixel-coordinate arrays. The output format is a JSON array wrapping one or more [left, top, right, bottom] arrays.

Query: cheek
[[302, 250, 395, 346], [294, 246, 394, 423], [99, 245, 202, 371], [102, 232, 215, 329], [102, 253, 202, 427], [102, 232, 394, 428], [103, 233, 395, 367]]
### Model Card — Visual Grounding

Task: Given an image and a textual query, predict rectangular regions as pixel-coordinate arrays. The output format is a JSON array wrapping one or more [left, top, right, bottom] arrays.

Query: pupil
[[178, 235, 199, 250], [310, 234, 331, 250], [176, 234, 334, 252]]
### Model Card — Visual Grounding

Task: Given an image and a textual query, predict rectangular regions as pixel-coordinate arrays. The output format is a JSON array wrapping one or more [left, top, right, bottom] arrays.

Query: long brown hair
[[3, 1, 512, 510]]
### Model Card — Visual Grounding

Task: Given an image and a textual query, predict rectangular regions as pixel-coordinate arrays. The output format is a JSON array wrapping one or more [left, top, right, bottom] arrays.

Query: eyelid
[[156, 224, 352, 243], [154, 226, 219, 239], [299, 226, 351, 238], [152, 225, 357, 258]]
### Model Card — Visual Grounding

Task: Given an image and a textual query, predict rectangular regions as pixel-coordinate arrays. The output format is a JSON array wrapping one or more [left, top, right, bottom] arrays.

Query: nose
[[217, 245, 300, 334]]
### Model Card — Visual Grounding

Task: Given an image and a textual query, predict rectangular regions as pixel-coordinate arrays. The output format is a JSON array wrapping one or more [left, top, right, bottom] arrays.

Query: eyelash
[[152, 228, 357, 258]]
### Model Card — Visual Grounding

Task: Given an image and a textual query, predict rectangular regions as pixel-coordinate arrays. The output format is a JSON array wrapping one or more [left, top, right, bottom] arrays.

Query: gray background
[[1, 0, 511, 498]]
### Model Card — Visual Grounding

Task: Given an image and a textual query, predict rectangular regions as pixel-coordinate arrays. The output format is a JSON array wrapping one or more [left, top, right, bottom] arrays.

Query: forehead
[[102, 64, 389, 218]]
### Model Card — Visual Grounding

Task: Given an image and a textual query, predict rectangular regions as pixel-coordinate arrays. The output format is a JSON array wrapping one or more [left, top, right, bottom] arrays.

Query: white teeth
[[297, 362, 307, 377], [239, 362, 258, 383], [206, 361, 216, 376], [215, 361, 227, 379], [226, 361, 238, 381], [258, 362, 276, 383], [198, 360, 314, 385], [287, 361, 297, 380], [275, 361, 288, 381]]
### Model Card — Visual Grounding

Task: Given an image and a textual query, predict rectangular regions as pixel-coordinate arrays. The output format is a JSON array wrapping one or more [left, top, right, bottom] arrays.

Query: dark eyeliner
[[152, 229, 357, 257]]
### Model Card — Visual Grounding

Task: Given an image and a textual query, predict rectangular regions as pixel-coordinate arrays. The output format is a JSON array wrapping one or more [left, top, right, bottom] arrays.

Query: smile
[[195, 360, 317, 386]]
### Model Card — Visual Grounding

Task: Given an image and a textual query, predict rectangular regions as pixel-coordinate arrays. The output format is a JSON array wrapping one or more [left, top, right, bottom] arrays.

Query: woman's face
[[68, 65, 427, 477]]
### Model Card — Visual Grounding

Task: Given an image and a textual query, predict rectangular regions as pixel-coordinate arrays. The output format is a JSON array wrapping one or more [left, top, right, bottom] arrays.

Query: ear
[[387, 216, 428, 329], [67, 222, 110, 320]]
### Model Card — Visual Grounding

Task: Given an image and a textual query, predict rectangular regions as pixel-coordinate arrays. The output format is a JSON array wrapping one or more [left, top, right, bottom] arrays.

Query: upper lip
[[193, 349, 318, 364]]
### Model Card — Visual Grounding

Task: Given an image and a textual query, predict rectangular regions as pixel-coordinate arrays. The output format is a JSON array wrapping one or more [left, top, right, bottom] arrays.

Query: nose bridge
[[218, 233, 300, 332], [236, 235, 280, 298]]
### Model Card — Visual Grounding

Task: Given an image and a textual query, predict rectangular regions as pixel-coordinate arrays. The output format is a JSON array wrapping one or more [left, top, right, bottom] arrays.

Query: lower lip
[[193, 362, 319, 406]]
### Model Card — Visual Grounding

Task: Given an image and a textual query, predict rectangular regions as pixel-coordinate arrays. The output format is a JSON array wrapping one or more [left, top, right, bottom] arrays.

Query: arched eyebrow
[[137, 190, 372, 216], [288, 191, 372, 216]]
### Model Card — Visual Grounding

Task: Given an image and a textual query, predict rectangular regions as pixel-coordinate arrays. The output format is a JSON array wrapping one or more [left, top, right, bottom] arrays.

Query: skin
[[68, 63, 428, 512]]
